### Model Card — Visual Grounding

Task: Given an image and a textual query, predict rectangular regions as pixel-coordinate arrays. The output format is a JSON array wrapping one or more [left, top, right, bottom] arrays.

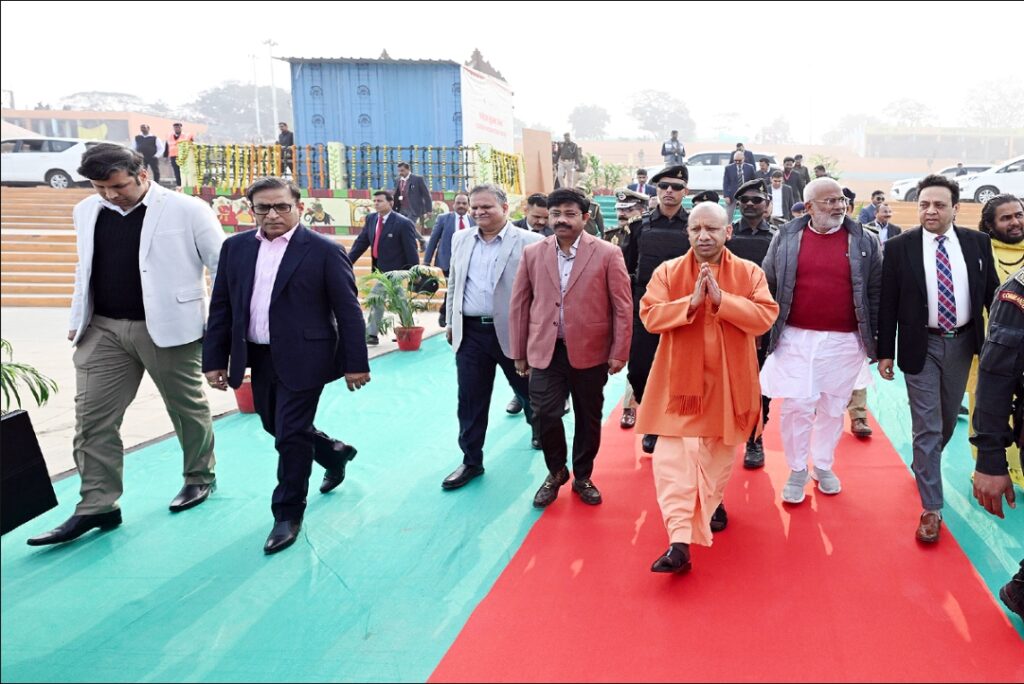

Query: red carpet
[[430, 403, 1024, 682]]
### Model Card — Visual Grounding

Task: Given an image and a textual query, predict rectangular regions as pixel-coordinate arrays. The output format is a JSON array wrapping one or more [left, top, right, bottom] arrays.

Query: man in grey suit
[[441, 183, 544, 490], [424, 193, 474, 326]]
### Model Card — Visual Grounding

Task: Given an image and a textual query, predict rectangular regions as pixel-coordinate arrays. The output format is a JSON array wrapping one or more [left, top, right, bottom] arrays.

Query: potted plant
[[1, 338, 59, 534], [356, 265, 446, 351]]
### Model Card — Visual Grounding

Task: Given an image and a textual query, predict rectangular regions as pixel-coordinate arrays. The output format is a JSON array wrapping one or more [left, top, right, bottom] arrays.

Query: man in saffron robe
[[637, 203, 779, 574]]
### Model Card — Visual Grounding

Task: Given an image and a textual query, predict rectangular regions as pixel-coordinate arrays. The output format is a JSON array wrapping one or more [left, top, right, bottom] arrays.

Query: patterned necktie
[[458, 215, 465, 230], [935, 235, 956, 331], [739, 165, 744, 183], [372, 213, 383, 259]]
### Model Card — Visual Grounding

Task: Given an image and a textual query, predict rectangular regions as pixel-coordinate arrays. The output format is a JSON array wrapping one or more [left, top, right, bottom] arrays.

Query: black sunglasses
[[657, 181, 686, 191], [737, 196, 765, 205]]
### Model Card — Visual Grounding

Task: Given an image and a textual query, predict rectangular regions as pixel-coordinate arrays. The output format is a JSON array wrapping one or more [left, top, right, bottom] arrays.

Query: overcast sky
[[1, 1, 1016, 143]]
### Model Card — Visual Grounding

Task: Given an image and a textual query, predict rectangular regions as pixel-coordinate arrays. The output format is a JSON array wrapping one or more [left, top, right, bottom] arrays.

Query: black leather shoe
[[264, 520, 301, 555], [506, 396, 523, 414], [572, 478, 603, 505], [710, 503, 728, 532], [651, 543, 692, 574], [320, 441, 357, 493], [442, 464, 484, 490], [366, 335, 379, 346], [743, 438, 764, 469], [533, 467, 570, 508], [642, 434, 658, 454], [169, 481, 215, 512], [27, 510, 122, 546], [620, 408, 636, 429]]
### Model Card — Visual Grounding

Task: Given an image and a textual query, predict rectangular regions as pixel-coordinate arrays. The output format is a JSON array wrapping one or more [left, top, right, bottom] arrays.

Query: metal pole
[[251, 54, 263, 143], [264, 39, 279, 130]]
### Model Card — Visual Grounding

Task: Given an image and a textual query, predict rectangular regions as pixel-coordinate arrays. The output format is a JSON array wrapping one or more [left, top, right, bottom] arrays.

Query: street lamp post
[[250, 53, 263, 143], [264, 39, 279, 132]]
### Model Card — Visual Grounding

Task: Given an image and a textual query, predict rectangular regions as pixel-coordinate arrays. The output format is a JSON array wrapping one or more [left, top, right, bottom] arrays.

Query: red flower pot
[[395, 326, 425, 351]]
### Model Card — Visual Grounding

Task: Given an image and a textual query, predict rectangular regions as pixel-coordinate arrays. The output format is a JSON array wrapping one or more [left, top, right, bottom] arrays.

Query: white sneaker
[[811, 467, 842, 495], [782, 469, 809, 504]]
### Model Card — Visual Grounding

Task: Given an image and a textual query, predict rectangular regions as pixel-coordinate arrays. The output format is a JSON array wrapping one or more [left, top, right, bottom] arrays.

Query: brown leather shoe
[[851, 418, 873, 438], [915, 511, 942, 543], [619, 408, 636, 429]]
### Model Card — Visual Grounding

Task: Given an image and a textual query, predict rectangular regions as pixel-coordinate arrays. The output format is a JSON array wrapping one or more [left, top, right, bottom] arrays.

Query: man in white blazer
[[440, 183, 543, 490], [29, 144, 224, 547]]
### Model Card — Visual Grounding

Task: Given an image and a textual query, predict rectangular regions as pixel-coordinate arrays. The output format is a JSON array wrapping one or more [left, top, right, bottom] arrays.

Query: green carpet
[[0, 335, 626, 682]]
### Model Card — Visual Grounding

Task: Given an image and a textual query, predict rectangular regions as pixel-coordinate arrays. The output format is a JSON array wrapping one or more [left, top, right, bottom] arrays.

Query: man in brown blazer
[[509, 188, 633, 508]]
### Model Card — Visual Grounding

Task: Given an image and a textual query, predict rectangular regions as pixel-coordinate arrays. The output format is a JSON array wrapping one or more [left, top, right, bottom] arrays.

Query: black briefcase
[[1, 410, 58, 535]]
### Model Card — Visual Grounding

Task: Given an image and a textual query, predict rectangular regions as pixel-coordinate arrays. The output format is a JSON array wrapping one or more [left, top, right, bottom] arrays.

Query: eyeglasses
[[548, 211, 582, 220], [252, 203, 294, 215], [657, 181, 686, 191], [737, 196, 765, 205], [812, 197, 847, 207]]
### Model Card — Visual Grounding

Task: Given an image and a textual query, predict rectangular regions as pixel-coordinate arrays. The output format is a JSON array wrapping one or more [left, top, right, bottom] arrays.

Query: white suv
[[956, 156, 1024, 204], [890, 165, 991, 202], [1, 137, 104, 188], [648, 151, 779, 193]]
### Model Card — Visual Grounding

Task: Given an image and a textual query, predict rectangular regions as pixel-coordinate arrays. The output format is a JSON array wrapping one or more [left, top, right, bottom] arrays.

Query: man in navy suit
[[425, 192, 474, 325], [348, 189, 420, 344], [203, 177, 370, 555], [628, 169, 657, 198], [723, 151, 756, 223], [394, 162, 432, 245]]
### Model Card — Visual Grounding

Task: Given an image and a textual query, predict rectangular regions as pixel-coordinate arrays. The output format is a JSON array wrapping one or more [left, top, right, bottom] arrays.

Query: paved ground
[[1, 307, 445, 477]]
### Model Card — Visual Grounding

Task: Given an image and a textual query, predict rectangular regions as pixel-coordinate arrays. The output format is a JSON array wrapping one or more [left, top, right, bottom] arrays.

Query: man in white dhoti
[[760, 178, 882, 503]]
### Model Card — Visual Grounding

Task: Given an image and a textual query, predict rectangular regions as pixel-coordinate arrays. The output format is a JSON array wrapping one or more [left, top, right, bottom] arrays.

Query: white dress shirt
[[556, 234, 581, 338], [771, 186, 784, 217], [922, 226, 971, 328], [462, 224, 508, 316]]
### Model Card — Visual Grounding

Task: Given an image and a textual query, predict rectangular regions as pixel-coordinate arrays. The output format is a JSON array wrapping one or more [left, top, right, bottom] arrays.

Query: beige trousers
[[72, 316, 215, 514], [847, 388, 867, 420], [622, 382, 638, 410], [652, 436, 735, 546]]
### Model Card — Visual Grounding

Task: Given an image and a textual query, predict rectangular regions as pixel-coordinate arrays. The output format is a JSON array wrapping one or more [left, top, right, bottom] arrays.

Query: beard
[[811, 211, 843, 231]]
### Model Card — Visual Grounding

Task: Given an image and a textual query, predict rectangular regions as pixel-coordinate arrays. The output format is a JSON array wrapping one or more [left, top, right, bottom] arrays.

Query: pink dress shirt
[[247, 224, 298, 344]]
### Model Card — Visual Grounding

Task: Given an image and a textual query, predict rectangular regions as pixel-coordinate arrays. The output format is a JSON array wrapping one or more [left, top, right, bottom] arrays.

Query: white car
[[890, 164, 991, 202], [1, 137, 105, 188], [647, 151, 779, 193], [956, 155, 1024, 204]]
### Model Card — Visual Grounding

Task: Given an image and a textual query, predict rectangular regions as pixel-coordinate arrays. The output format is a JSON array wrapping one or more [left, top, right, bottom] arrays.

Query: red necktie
[[372, 213, 383, 259], [458, 215, 465, 230], [400, 178, 407, 196]]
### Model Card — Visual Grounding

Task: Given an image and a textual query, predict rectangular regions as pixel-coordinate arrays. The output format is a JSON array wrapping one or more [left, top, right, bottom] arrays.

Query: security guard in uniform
[[970, 267, 1024, 621], [726, 178, 777, 469], [622, 165, 691, 453], [607, 187, 648, 428]]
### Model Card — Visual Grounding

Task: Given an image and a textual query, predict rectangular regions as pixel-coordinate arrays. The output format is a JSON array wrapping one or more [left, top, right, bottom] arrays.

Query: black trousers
[[530, 340, 608, 480], [456, 318, 533, 466], [170, 157, 181, 186], [248, 344, 345, 522], [627, 318, 658, 404], [438, 269, 450, 325], [143, 155, 160, 183]]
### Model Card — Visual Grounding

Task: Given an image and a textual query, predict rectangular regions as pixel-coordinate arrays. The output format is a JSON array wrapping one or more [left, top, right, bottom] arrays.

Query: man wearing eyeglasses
[[622, 165, 692, 454], [760, 177, 882, 506], [202, 177, 370, 555], [726, 179, 777, 474]]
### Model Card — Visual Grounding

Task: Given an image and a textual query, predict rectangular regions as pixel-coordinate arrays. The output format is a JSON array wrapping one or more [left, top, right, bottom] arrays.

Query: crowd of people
[[24, 141, 1023, 623]]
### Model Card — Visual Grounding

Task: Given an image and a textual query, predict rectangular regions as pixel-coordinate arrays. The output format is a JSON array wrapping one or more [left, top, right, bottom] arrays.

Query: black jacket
[[203, 225, 370, 391], [877, 226, 1000, 374], [393, 173, 432, 219], [349, 211, 420, 273], [513, 217, 553, 236]]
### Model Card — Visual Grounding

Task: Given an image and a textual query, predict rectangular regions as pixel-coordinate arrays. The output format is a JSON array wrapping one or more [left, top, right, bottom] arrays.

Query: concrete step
[[0, 221, 75, 231], [2, 263, 76, 273], [2, 274, 75, 284], [0, 233, 77, 243], [1, 284, 75, 295], [0, 215, 75, 224], [0, 295, 73, 307], [2, 252, 78, 263], [2, 241, 77, 253]]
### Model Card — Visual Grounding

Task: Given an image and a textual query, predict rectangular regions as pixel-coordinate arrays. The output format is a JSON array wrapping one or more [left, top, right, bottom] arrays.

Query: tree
[[757, 117, 793, 145], [629, 90, 696, 141], [822, 113, 884, 145], [886, 99, 932, 128], [185, 82, 293, 143], [568, 105, 610, 139], [961, 82, 1024, 129]]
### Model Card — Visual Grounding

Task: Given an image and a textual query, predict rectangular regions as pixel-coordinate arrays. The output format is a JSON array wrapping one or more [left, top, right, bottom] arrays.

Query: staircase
[[1, 187, 445, 310]]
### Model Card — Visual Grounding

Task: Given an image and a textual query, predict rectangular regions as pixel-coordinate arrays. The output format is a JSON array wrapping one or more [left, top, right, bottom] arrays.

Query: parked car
[[647, 151, 779, 193], [0, 137, 106, 188], [956, 155, 1024, 204], [890, 164, 991, 202]]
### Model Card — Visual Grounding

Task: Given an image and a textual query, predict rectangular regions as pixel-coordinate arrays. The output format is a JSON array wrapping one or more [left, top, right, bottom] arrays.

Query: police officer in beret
[[970, 267, 1024, 621], [605, 187, 647, 249], [842, 187, 857, 222], [622, 165, 691, 453], [725, 177, 777, 469], [690, 190, 720, 206]]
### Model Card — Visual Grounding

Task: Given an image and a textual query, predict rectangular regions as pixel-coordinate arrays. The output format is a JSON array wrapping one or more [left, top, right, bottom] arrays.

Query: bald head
[[689, 201, 728, 227]]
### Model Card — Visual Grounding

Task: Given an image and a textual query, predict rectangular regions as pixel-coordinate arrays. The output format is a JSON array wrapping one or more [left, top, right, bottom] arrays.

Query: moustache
[[554, 223, 572, 229]]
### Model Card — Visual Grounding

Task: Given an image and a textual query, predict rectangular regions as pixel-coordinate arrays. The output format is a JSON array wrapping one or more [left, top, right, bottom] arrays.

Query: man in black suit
[[782, 157, 806, 201], [512, 193, 552, 237], [767, 171, 798, 222], [348, 190, 420, 345], [203, 177, 370, 555], [394, 162, 432, 246], [877, 174, 999, 545], [863, 203, 902, 249], [628, 169, 657, 198]]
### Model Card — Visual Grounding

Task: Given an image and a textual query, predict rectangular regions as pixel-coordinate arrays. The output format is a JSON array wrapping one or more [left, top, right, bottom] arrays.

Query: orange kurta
[[635, 251, 778, 445]]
